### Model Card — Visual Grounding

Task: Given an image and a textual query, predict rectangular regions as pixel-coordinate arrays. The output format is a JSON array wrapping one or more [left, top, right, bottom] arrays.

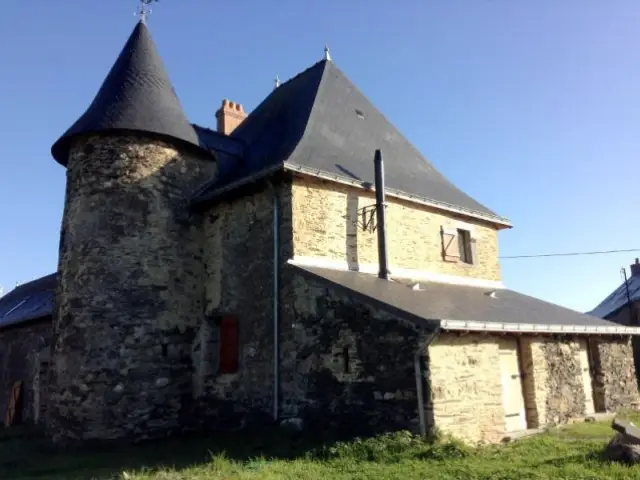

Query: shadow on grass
[[1, 425, 449, 479]]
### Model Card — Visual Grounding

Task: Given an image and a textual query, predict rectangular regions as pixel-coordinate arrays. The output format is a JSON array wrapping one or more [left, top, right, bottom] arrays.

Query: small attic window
[[355, 109, 365, 119]]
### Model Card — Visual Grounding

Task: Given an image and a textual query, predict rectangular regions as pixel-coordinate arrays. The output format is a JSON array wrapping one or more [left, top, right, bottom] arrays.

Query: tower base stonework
[[47, 134, 215, 445]]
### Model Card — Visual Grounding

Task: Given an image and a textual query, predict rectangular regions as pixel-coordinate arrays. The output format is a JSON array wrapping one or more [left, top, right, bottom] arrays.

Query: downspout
[[268, 180, 280, 421], [414, 327, 441, 438]]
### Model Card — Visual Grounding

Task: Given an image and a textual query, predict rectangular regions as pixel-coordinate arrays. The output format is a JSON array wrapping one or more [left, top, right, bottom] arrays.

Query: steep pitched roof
[[51, 21, 211, 165], [0, 274, 56, 330], [193, 59, 509, 226], [293, 265, 640, 335]]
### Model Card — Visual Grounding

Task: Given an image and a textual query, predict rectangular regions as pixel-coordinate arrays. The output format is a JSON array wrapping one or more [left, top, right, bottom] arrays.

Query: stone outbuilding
[[3, 17, 640, 446], [0, 275, 55, 427]]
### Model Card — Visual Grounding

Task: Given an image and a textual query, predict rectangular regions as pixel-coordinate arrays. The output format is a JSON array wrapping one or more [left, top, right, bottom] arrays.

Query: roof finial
[[135, 0, 158, 24], [324, 45, 332, 62], [274, 74, 281, 90]]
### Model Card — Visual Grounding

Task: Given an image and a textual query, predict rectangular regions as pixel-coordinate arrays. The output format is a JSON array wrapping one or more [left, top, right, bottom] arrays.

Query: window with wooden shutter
[[456, 228, 477, 264], [219, 315, 239, 374], [441, 227, 460, 262]]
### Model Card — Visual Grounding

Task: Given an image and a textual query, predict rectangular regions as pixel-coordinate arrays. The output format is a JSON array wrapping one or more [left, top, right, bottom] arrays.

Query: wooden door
[[578, 338, 595, 415], [499, 339, 527, 432], [4, 381, 23, 427]]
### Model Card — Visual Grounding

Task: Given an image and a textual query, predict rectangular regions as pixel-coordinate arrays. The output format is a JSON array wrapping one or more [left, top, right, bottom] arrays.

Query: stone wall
[[590, 336, 639, 412], [536, 338, 586, 425], [520, 337, 589, 427], [279, 270, 423, 435], [48, 134, 216, 445], [0, 320, 52, 427], [427, 333, 505, 443], [197, 183, 287, 428], [428, 333, 640, 444], [519, 338, 547, 427], [290, 176, 502, 282]]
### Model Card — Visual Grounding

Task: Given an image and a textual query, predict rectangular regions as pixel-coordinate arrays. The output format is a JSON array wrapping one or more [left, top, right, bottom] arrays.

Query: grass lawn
[[2, 415, 640, 480]]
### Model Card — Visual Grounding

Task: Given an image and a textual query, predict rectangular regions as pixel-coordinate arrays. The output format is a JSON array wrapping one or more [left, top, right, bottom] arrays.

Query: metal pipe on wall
[[374, 149, 389, 280], [268, 180, 280, 421]]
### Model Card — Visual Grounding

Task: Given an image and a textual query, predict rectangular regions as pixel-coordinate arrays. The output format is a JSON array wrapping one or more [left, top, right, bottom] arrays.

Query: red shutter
[[219, 316, 239, 374]]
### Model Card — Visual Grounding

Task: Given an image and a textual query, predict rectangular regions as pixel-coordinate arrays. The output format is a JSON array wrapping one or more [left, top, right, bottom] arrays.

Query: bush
[[314, 430, 472, 463]]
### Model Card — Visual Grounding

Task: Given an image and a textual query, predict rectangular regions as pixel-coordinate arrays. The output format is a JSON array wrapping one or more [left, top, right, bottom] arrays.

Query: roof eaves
[[191, 163, 284, 208], [440, 318, 640, 336], [283, 162, 512, 228], [0, 314, 52, 332]]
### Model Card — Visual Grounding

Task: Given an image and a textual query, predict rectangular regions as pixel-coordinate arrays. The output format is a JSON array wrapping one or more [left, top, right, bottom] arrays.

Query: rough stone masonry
[[47, 134, 215, 445]]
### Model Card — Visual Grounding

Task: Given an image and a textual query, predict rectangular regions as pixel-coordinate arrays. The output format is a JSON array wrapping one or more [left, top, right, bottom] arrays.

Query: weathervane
[[135, 0, 159, 23]]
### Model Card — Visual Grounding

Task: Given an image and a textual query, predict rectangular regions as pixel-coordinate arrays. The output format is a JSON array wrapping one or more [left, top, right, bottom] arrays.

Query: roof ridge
[[280, 60, 331, 164], [277, 59, 328, 90]]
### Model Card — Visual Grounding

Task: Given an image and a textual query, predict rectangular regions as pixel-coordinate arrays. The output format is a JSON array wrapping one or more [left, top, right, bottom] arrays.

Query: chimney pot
[[215, 98, 248, 135], [631, 258, 640, 277]]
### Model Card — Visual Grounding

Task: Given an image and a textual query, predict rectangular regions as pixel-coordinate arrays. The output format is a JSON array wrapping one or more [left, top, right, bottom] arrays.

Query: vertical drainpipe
[[414, 327, 440, 438], [374, 149, 389, 280], [268, 180, 280, 421]]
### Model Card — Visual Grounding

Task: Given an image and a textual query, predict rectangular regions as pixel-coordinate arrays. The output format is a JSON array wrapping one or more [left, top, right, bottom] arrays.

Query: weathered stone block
[[590, 336, 640, 412], [427, 333, 505, 444]]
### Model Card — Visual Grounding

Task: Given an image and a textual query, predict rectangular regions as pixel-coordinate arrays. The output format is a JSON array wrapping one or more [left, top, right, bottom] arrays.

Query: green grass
[[2, 415, 640, 480]]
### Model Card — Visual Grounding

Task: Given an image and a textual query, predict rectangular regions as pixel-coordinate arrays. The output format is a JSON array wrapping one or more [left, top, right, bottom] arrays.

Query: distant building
[[1, 18, 639, 446], [589, 258, 640, 326]]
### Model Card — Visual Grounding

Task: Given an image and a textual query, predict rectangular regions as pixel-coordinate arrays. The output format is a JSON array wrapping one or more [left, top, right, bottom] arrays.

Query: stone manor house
[[1, 19, 639, 446]]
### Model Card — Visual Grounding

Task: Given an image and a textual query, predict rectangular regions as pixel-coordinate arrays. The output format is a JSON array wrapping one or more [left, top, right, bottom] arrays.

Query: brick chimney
[[631, 258, 640, 277], [215, 99, 247, 135]]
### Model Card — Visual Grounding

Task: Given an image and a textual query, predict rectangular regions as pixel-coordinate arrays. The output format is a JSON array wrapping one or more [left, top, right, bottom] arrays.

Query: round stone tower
[[47, 19, 216, 445]]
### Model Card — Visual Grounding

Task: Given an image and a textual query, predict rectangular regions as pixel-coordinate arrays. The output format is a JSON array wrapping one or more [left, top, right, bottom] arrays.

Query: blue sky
[[1, 0, 639, 313]]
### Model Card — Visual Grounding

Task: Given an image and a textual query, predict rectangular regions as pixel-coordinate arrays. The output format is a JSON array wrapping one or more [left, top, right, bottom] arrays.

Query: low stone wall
[[0, 320, 52, 427], [428, 333, 640, 444], [279, 271, 423, 435], [427, 333, 505, 443], [590, 336, 639, 412]]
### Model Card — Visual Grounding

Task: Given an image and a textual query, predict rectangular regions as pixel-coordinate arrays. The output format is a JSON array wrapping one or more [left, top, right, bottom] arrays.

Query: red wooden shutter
[[219, 316, 239, 374], [441, 227, 460, 262], [4, 381, 23, 427]]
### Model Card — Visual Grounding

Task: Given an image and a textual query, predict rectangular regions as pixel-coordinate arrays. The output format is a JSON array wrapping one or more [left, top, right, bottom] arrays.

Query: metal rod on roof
[[622, 267, 635, 325], [374, 149, 389, 280]]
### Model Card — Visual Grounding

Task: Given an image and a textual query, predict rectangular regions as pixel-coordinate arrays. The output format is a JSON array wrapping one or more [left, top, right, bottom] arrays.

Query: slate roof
[[52, 20, 212, 165], [0, 274, 56, 330], [192, 59, 509, 225], [291, 264, 640, 334], [588, 274, 640, 320]]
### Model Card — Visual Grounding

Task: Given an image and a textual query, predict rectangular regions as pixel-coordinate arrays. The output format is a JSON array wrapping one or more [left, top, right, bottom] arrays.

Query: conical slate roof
[[51, 21, 209, 165]]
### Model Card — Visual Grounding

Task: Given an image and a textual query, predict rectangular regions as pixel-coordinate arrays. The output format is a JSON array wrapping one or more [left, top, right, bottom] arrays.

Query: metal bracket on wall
[[358, 204, 388, 233]]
